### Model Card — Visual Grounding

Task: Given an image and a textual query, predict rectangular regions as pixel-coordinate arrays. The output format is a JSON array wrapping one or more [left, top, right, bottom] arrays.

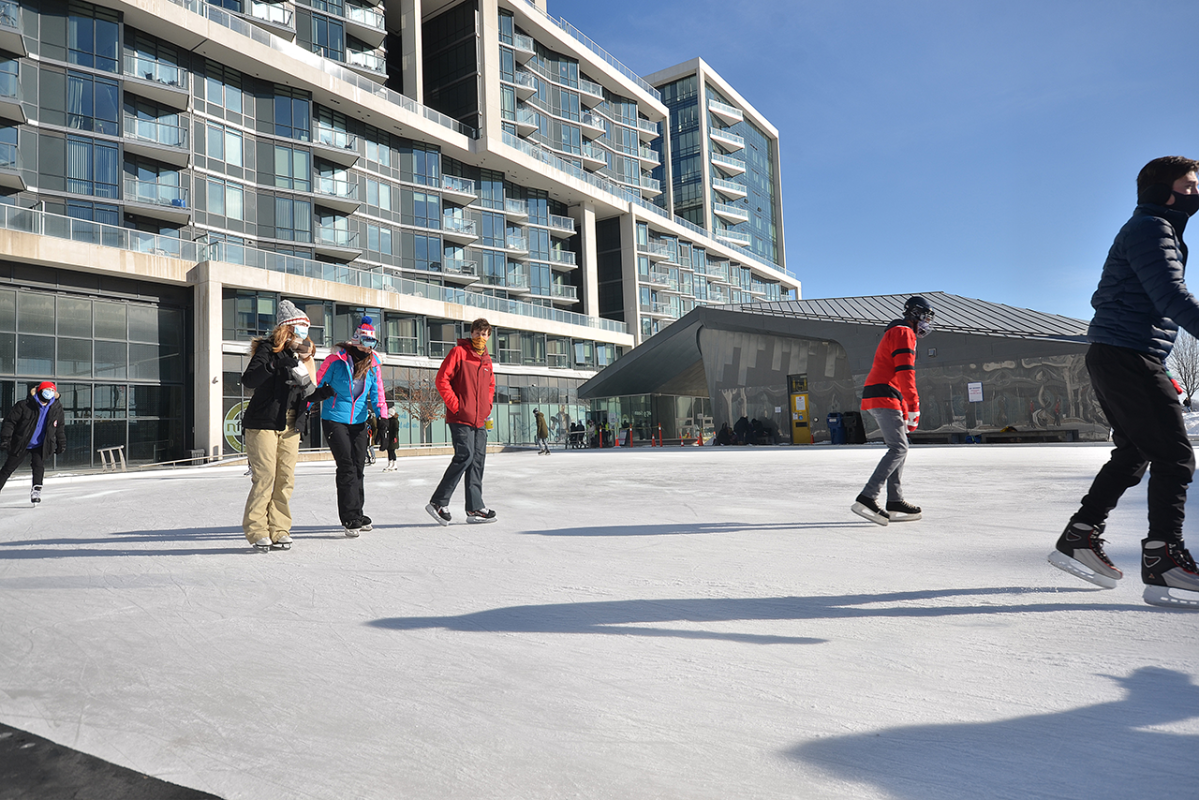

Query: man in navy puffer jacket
[[1049, 156, 1199, 609]]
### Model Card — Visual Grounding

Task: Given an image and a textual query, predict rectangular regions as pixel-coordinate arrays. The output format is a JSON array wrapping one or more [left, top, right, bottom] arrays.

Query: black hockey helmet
[[903, 295, 935, 322]]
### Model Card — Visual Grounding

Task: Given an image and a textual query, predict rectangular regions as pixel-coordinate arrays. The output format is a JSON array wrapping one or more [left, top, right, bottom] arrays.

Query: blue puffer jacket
[[1087, 203, 1199, 361], [314, 348, 388, 424]]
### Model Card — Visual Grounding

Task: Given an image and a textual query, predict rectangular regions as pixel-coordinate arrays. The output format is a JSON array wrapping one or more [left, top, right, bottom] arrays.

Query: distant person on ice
[[1049, 155, 1199, 609], [0, 381, 65, 504], [315, 316, 388, 538], [239, 300, 324, 552], [850, 296, 935, 526], [425, 318, 497, 526], [534, 408, 550, 455]]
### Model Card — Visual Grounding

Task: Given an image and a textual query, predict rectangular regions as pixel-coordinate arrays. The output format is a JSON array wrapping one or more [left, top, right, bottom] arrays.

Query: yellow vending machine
[[788, 374, 813, 444]]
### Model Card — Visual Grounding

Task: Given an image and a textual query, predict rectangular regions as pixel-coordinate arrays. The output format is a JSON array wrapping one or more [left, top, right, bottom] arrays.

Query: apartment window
[[67, 1, 119, 73], [274, 89, 311, 141], [205, 63, 244, 114], [67, 72, 119, 135], [401, 144, 440, 187], [365, 132, 391, 167], [400, 232, 439, 272], [365, 223, 393, 258], [206, 123, 244, 168], [127, 31, 183, 87], [67, 136, 118, 198], [497, 9, 514, 45], [309, 13, 345, 62], [206, 179, 244, 220], [274, 196, 312, 241], [403, 190, 440, 229], [274, 145, 311, 191], [366, 179, 392, 213]]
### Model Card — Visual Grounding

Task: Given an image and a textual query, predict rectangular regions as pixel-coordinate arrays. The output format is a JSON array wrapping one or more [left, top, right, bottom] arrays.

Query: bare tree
[[1168, 329, 1199, 408], [395, 368, 445, 444]]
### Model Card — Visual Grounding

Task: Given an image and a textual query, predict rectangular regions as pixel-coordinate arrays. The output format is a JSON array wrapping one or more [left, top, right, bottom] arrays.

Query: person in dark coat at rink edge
[[0, 381, 66, 504], [425, 318, 498, 526], [1049, 155, 1199, 609]]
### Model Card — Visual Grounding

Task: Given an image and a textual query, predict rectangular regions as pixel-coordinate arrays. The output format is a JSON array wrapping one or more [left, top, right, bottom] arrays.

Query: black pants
[[1074, 343, 1195, 543], [323, 419, 369, 524], [431, 423, 487, 511], [0, 448, 44, 493]]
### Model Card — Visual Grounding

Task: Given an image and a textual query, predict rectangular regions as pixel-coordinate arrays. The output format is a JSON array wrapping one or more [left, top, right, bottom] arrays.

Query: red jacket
[[436, 339, 495, 428], [860, 320, 920, 431]]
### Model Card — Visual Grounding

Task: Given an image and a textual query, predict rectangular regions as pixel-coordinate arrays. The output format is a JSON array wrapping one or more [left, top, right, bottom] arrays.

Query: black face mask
[[1171, 191, 1199, 217]]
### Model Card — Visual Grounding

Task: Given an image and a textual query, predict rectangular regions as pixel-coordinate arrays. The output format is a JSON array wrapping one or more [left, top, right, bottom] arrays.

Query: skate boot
[[251, 536, 271, 552], [357, 515, 373, 532], [1141, 540, 1199, 609], [885, 500, 922, 522], [343, 519, 362, 538], [1048, 521, 1121, 589], [30, 485, 41, 504], [850, 494, 889, 526], [466, 507, 497, 524], [426, 503, 451, 527], [271, 534, 292, 551]]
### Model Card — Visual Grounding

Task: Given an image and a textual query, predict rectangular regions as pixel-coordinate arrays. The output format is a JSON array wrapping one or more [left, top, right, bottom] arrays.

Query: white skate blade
[[425, 504, 450, 527], [1143, 584, 1199, 609], [1047, 550, 1118, 589], [850, 502, 889, 526], [343, 527, 361, 538], [887, 511, 921, 522], [270, 542, 291, 551]]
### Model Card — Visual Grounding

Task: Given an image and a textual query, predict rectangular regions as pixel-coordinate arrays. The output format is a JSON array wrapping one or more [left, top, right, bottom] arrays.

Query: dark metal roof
[[728, 291, 1088, 341]]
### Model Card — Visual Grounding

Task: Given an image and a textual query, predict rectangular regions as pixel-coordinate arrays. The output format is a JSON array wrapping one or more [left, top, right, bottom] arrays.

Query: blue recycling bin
[[827, 412, 846, 445]]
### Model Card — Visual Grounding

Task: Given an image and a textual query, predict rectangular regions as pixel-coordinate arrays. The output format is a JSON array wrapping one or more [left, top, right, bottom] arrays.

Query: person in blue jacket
[[1049, 156, 1199, 608], [314, 316, 389, 537]]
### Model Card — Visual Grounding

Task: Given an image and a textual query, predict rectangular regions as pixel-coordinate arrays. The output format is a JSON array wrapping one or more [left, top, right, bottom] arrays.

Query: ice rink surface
[[1, 443, 1195, 800]]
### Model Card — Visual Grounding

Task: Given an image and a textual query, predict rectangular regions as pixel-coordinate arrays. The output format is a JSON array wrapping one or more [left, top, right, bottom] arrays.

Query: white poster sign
[[967, 382, 984, 403]]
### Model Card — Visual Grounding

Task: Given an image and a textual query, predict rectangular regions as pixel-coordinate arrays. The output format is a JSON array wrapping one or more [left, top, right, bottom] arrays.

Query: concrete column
[[477, 0, 503, 144], [619, 211, 641, 345], [192, 262, 225, 460], [396, 0, 424, 103], [570, 201, 599, 319]]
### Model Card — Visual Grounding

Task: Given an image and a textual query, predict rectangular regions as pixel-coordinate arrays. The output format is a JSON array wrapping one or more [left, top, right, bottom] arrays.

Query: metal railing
[[123, 53, 188, 91], [549, 249, 577, 266], [512, 33, 535, 55], [550, 283, 578, 300], [506, 234, 528, 252], [441, 258, 477, 277], [504, 197, 529, 216], [316, 176, 359, 201], [440, 174, 477, 196], [124, 114, 189, 149], [165, 0, 476, 138], [347, 48, 385, 74], [579, 77, 604, 99], [442, 215, 478, 236], [547, 213, 576, 233], [124, 178, 188, 208], [345, 3, 384, 30], [315, 227, 359, 248], [316, 128, 358, 152]]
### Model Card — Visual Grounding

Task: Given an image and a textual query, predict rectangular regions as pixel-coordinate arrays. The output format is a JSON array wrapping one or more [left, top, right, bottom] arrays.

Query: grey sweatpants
[[860, 407, 908, 503]]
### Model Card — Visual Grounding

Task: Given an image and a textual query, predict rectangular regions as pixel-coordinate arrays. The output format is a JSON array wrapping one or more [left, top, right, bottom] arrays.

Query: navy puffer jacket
[[1087, 203, 1199, 361]]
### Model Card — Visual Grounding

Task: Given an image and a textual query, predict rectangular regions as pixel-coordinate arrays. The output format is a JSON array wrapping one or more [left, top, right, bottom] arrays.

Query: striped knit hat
[[352, 316, 377, 348], [277, 299, 309, 328]]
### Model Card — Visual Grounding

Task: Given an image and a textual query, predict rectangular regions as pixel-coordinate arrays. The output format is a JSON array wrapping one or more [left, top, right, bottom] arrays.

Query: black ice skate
[[1048, 521, 1121, 589], [850, 494, 889, 526], [885, 500, 922, 522], [1141, 540, 1199, 609], [343, 519, 362, 538], [426, 503, 451, 526], [466, 508, 497, 524], [357, 516, 373, 532]]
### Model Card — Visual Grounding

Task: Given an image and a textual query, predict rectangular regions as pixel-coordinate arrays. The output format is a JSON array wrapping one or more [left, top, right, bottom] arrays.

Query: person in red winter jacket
[[850, 296, 935, 526], [426, 318, 497, 525]]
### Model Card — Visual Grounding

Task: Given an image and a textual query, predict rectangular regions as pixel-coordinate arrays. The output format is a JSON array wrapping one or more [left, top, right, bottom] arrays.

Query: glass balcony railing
[[512, 33, 535, 55], [440, 174, 477, 196], [516, 107, 538, 129], [638, 145, 659, 164], [0, 0, 18, 30], [316, 177, 359, 201], [636, 118, 659, 135], [578, 77, 603, 99], [384, 336, 421, 355], [547, 214, 576, 233], [123, 54, 188, 91], [580, 141, 607, 163], [713, 201, 749, 218], [315, 227, 359, 248], [710, 128, 745, 149], [710, 152, 746, 172], [250, 0, 293, 27], [549, 250, 577, 267], [504, 197, 528, 217], [0, 70, 18, 102], [316, 128, 358, 152], [580, 111, 606, 131], [346, 48, 385, 74], [124, 115, 189, 149], [551, 284, 578, 300], [0, 140, 15, 170], [641, 175, 661, 193], [513, 70, 537, 91], [442, 215, 478, 237], [708, 99, 744, 121], [441, 258, 477, 277], [506, 234, 528, 252], [639, 239, 670, 258], [715, 229, 752, 246], [482, 273, 529, 292], [712, 177, 746, 195], [124, 178, 188, 208], [345, 3, 384, 30]]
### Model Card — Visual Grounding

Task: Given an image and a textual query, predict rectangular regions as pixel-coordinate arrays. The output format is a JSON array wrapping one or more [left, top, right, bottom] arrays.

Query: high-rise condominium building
[[0, 0, 799, 466]]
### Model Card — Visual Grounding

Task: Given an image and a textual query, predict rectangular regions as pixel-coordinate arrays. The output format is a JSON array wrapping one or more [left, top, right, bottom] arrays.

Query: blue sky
[[550, 0, 1199, 321]]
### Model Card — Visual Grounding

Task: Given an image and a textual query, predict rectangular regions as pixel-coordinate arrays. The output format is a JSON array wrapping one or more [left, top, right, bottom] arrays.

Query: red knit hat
[[35, 381, 56, 395]]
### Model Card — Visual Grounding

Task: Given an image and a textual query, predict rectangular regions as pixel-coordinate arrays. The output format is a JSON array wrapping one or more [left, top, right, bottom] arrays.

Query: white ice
[[1, 442, 1196, 800]]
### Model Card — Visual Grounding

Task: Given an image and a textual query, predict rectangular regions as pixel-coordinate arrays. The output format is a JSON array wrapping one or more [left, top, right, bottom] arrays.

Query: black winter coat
[[241, 341, 311, 432], [2, 394, 66, 456], [1088, 203, 1199, 360]]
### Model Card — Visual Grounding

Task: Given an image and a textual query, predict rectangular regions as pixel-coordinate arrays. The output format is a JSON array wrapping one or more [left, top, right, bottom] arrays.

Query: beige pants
[[242, 417, 300, 543]]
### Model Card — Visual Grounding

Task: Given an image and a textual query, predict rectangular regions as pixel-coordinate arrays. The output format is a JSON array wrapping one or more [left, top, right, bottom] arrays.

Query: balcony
[[248, 1, 295, 38], [314, 176, 362, 213], [0, 68, 23, 124], [441, 214, 478, 244], [638, 239, 671, 261], [346, 48, 386, 81], [123, 178, 190, 224], [715, 228, 752, 247], [439, 257, 480, 285], [123, 115, 190, 168], [640, 175, 662, 198], [122, 55, 189, 110], [712, 177, 747, 200], [637, 145, 659, 166], [708, 98, 744, 125], [513, 69, 537, 99], [503, 197, 529, 220], [641, 301, 677, 319], [713, 201, 750, 223], [711, 151, 746, 176], [547, 213, 576, 236], [710, 128, 745, 153], [578, 76, 604, 107], [512, 33, 535, 63], [636, 117, 659, 141], [481, 271, 530, 294], [313, 129, 360, 167], [0, 141, 23, 191], [642, 268, 670, 288], [0, 1, 26, 57], [579, 110, 606, 137], [344, 3, 386, 48], [580, 141, 607, 169], [506, 233, 529, 258], [313, 227, 362, 260], [514, 106, 538, 136], [440, 174, 477, 205], [548, 249, 577, 267]]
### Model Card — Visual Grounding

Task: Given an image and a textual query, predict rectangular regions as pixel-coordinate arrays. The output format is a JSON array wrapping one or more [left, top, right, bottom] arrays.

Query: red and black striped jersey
[[861, 320, 919, 420]]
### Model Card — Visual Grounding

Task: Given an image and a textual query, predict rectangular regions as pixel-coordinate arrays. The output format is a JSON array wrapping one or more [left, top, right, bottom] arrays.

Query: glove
[[905, 410, 920, 433], [310, 384, 335, 403]]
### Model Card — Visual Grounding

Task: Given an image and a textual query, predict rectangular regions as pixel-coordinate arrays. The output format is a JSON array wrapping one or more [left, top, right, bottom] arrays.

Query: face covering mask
[[1171, 191, 1199, 218], [40, 389, 55, 401], [915, 320, 933, 339], [292, 325, 309, 339]]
